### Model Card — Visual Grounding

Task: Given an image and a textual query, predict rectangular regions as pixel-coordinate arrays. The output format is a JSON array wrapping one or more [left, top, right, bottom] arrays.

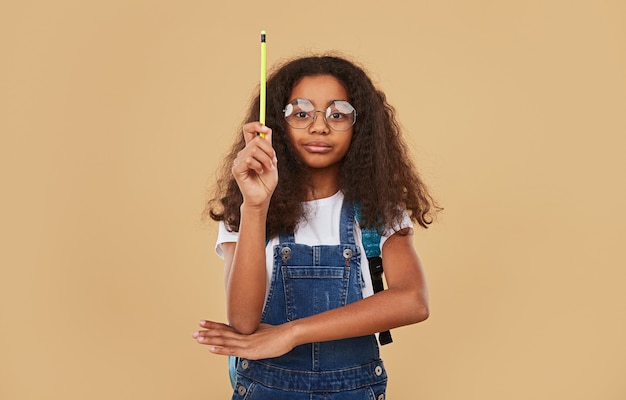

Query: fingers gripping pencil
[[258, 30, 267, 138]]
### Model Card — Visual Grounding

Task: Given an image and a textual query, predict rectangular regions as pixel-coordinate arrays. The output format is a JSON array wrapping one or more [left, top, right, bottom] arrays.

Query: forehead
[[289, 75, 349, 105]]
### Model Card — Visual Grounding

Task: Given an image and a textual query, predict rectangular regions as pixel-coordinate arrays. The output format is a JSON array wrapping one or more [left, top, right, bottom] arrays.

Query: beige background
[[1, 1, 625, 399]]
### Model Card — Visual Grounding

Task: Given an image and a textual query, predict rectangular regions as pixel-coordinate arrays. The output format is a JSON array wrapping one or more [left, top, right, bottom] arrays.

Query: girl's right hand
[[232, 122, 278, 208]]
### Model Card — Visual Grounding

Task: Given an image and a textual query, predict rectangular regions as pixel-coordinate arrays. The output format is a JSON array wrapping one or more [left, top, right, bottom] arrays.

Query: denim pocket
[[282, 266, 350, 320]]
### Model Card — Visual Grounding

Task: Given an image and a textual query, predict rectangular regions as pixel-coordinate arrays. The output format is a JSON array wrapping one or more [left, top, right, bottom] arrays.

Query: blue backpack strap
[[361, 225, 381, 258], [353, 203, 381, 258], [354, 203, 393, 345], [228, 355, 238, 389]]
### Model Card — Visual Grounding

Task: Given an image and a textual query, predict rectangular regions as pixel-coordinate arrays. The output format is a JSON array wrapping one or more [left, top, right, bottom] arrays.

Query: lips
[[302, 141, 332, 153]]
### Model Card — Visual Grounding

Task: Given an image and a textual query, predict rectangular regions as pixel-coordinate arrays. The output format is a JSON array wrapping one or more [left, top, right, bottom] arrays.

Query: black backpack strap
[[367, 255, 393, 345]]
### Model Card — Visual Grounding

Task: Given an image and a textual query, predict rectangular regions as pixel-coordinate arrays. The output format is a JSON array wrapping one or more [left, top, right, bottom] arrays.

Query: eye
[[293, 111, 310, 119], [328, 112, 346, 120]]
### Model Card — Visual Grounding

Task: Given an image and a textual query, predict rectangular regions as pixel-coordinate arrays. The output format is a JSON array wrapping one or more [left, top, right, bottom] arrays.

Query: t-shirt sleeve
[[215, 221, 239, 259], [379, 210, 414, 251]]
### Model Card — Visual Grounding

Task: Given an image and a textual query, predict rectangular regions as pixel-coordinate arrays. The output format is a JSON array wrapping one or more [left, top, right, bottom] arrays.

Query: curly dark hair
[[205, 53, 440, 238]]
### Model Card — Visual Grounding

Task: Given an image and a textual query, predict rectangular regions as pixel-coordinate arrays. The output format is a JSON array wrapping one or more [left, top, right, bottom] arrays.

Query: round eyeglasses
[[283, 98, 357, 131]]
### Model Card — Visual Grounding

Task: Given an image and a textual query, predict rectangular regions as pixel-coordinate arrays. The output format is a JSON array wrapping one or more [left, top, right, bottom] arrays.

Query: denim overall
[[232, 200, 387, 400]]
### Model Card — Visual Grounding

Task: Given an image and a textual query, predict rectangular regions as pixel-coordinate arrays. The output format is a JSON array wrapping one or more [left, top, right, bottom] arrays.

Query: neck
[[305, 167, 340, 201]]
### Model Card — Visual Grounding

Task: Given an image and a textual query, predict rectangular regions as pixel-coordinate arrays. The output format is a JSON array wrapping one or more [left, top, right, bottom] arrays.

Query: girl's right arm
[[223, 122, 277, 335]]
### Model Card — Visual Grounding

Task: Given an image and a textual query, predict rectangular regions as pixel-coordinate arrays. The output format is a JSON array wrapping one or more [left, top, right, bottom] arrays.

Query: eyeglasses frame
[[283, 99, 357, 131]]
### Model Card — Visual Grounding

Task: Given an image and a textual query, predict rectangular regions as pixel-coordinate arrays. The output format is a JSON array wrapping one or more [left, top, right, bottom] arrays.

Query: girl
[[193, 54, 438, 399]]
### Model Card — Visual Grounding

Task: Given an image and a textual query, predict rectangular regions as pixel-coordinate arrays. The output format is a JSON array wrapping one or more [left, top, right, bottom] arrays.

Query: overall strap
[[340, 199, 357, 245]]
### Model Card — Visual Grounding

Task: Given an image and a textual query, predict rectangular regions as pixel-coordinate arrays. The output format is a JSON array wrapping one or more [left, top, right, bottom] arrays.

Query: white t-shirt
[[215, 191, 413, 300]]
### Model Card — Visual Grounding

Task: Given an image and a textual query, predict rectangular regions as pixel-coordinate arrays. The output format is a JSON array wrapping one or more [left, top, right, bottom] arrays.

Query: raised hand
[[232, 122, 278, 208]]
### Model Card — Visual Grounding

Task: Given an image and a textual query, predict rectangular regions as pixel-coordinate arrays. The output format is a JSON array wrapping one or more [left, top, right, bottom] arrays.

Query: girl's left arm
[[192, 228, 429, 360]]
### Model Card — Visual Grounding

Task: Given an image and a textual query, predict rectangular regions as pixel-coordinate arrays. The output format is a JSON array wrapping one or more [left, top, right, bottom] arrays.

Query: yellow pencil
[[259, 30, 267, 138]]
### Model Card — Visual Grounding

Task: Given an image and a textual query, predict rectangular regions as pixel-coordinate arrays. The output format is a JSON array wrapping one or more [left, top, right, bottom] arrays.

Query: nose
[[309, 110, 329, 134]]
